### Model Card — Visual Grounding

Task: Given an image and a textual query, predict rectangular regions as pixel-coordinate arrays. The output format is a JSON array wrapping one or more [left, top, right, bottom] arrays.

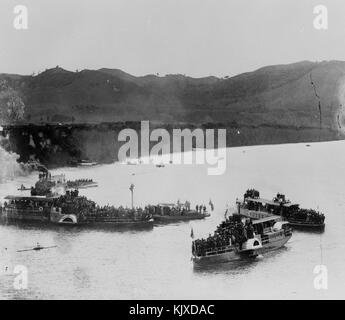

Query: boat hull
[[1, 208, 154, 229], [287, 220, 325, 230], [153, 213, 209, 223], [257, 234, 291, 253], [193, 249, 245, 264], [193, 233, 291, 264], [79, 218, 154, 228]]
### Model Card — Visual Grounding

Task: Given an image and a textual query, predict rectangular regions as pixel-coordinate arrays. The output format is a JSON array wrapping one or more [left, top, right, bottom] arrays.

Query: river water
[[0, 141, 344, 299]]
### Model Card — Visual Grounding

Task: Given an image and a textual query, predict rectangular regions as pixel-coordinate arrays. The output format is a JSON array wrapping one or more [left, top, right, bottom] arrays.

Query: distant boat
[[79, 160, 98, 167], [155, 163, 165, 168], [66, 179, 98, 189]]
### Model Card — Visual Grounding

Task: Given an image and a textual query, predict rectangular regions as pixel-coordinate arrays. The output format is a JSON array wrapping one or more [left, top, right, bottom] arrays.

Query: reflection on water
[[193, 257, 260, 274], [1, 141, 345, 299]]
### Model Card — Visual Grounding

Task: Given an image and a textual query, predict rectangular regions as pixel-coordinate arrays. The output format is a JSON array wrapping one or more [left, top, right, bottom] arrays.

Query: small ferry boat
[[238, 189, 325, 229], [69, 159, 98, 167], [79, 160, 98, 167], [0, 193, 154, 228], [149, 202, 210, 223], [192, 213, 292, 264]]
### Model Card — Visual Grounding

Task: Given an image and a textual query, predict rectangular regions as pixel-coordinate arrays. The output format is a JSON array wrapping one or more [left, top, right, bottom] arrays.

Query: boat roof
[[4, 195, 59, 201], [252, 216, 281, 225], [245, 197, 298, 207]]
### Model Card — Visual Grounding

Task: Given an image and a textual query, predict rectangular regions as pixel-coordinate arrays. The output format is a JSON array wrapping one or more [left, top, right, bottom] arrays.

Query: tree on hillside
[[0, 80, 25, 125]]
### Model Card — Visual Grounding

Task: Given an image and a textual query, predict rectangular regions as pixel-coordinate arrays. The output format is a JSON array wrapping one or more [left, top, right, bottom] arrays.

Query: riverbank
[[1, 122, 342, 168]]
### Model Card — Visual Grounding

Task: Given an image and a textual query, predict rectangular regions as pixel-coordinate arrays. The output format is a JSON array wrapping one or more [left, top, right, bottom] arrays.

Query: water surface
[[0, 141, 344, 299]]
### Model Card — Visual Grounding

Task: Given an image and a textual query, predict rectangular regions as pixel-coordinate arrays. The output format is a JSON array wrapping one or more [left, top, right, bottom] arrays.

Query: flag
[[224, 204, 229, 219], [129, 184, 134, 191], [209, 199, 214, 211], [190, 227, 194, 239]]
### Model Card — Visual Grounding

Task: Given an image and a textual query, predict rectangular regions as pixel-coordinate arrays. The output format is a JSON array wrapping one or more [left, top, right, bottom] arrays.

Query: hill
[[1, 60, 345, 132]]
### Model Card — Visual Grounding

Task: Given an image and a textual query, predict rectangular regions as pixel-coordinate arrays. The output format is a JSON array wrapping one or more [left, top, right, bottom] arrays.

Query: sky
[[0, 0, 345, 77]]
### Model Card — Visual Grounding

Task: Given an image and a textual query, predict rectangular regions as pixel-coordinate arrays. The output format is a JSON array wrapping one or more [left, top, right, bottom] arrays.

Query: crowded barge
[[147, 202, 210, 223]]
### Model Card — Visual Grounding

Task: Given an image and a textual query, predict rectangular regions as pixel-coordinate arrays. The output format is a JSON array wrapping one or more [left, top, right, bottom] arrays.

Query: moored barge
[[148, 202, 210, 223]]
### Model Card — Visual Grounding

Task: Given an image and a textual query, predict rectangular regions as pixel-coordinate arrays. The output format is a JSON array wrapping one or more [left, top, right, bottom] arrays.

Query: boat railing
[[5, 208, 49, 216], [204, 244, 234, 256], [260, 229, 290, 243]]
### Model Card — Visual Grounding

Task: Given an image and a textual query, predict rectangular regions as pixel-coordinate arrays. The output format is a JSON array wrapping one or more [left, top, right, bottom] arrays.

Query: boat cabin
[[252, 216, 290, 235], [4, 195, 58, 209]]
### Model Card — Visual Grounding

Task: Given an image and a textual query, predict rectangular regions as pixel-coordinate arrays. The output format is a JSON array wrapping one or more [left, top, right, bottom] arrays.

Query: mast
[[129, 184, 134, 209]]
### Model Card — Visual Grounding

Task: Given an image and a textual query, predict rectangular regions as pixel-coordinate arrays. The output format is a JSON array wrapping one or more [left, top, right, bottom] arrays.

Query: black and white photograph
[[0, 0, 343, 304]]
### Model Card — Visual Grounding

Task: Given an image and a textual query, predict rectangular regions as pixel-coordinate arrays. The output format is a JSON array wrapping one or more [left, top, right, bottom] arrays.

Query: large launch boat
[[238, 189, 325, 229], [0, 193, 153, 227], [192, 213, 292, 264]]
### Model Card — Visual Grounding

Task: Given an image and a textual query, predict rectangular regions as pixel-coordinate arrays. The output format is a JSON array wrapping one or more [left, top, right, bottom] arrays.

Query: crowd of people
[[93, 205, 151, 220], [192, 215, 255, 257], [53, 190, 151, 221], [244, 189, 260, 199], [284, 208, 325, 224], [66, 179, 94, 188], [195, 205, 207, 214], [273, 193, 288, 203], [146, 202, 207, 216]]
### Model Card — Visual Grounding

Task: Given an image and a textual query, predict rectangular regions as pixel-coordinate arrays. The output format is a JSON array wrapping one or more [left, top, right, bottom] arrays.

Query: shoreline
[[1, 122, 344, 170]]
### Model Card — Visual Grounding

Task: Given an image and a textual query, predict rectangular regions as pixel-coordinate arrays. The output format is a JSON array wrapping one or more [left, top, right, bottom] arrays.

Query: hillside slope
[[0, 60, 344, 131], [0, 61, 344, 131]]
